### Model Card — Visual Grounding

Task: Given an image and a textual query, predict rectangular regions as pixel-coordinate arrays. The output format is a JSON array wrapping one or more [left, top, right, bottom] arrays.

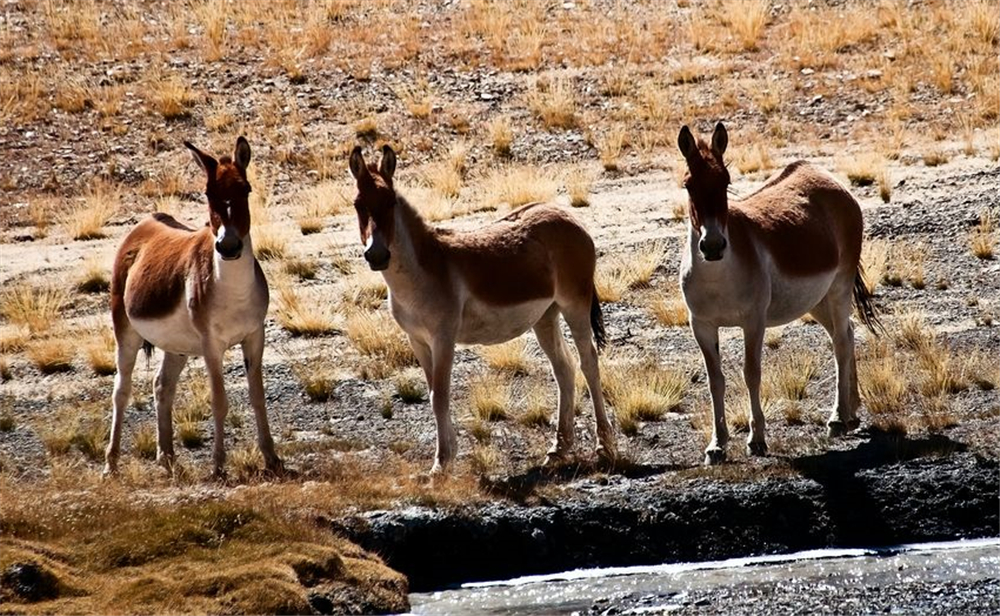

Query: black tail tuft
[[591, 287, 607, 352], [853, 266, 883, 335], [142, 340, 154, 365]]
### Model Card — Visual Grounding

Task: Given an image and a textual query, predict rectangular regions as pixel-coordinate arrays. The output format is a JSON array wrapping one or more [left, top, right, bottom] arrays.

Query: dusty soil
[[0, 1, 998, 613]]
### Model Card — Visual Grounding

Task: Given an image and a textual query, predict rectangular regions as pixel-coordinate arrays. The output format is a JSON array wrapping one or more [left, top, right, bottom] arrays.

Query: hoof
[[704, 447, 727, 466], [543, 450, 571, 467], [827, 418, 860, 438], [264, 458, 286, 478], [102, 464, 117, 478], [747, 440, 768, 457]]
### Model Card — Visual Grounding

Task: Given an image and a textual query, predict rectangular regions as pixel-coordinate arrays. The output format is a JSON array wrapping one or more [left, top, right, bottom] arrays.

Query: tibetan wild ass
[[104, 137, 282, 478], [349, 145, 616, 473], [677, 122, 880, 465]]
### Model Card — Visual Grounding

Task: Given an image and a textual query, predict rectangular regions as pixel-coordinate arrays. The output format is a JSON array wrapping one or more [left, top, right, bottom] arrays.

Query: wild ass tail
[[591, 286, 607, 352], [853, 265, 883, 335]]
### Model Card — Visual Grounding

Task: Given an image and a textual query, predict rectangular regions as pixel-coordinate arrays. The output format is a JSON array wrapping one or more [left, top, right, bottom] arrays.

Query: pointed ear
[[349, 146, 372, 185], [234, 136, 251, 172], [184, 141, 217, 177], [378, 145, 396, 182], [711, 122, 728, 158], [677, 125, 697, 160]]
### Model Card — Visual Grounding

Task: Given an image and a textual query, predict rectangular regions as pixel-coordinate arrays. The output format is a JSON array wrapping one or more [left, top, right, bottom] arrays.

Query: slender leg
[[563, 304, 616, 461], [810, 292, 861, 436], [154, 352, 188, 471], [533, 304, 578, 464], [743, 321, 767, 456], [692, 318, 727, 465], [408, 335, 433, 388], [104, 325, 144, 476], [241, 326, 282, 474], [202, 343, 229, 478], [429, 336, 457, 474]]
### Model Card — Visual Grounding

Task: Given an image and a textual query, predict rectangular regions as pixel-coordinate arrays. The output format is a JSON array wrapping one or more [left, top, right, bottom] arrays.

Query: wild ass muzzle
[[677, 122, 880, 465], [349, 145, 616, 474], [104, 137, 282, 478]]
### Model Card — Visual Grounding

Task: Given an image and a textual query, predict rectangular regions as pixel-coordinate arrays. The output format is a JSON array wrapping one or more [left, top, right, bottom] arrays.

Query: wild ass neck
[[212, 237, 259, 295], [378, 195, 440, 300]]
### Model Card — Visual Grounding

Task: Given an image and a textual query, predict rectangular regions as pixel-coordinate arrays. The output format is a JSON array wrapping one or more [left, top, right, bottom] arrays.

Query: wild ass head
[[185, 137, 253, 261], [678, 122, 730, 262], [349, 144, 397, 271]]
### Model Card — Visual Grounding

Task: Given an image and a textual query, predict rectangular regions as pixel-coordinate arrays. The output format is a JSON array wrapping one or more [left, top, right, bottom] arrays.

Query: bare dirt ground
[[0, 0, 998, 613]]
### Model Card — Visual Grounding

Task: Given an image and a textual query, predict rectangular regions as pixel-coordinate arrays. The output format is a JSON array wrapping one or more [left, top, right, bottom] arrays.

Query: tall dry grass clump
[[65, 180, 120, 240], [478, 165, 558, 210], [595, 241, 665, 302], [602, 352, 686, 435], [478, 338, 532, 376], [527, 79, 577, 130], [272, 278, 339, 337], [468, 372, 512, 421], [0, 282, 68, 333], [969, 209, 996, 259]]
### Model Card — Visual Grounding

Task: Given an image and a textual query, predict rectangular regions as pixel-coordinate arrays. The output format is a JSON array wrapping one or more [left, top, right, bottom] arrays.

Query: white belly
[[130, 297, 263, 356], [766, 266, 836, 325], [457, 297, 552, 345]]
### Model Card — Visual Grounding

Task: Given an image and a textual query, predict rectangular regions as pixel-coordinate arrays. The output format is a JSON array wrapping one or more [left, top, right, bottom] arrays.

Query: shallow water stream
[[408, 538, 1000, 615]]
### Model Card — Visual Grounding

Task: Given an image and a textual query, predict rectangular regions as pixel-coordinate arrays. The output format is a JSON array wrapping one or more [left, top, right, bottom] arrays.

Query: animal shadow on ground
[[480, 457, 684, 502], [789, 429, 971, 546]]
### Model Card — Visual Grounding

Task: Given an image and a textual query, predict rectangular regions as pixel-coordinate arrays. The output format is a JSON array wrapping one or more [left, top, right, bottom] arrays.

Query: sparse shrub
[[969, 210, 996, 260], [650, 295, 688, 327], [566, 172, 592, 207]]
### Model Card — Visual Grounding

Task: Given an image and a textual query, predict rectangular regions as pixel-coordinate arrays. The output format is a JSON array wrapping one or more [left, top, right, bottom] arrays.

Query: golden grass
[[355, 116, 378, 139], [969, 209, 996, 259], [602, 352, 686, 428], [0, 282, 68, 334], [519, 382, 551, 428], [839, 152, 884, 187], [84, 324, 116, 376], [425, 162, 463, 198], [765, 352, 817, 401], [877, 166, 892, 203], [527, 79, 577, 130], [468, 372, 511, 421], [477, 338, 532, 376], [470, 444, 503, 476], [132, 423, 158, 461], [65, 181, 120, 240], [479, 165, 558, 210], [650, 294, 689, 327], [858, 341, 907, 417], [861, 238, 889, 293], [732, 143, 773, 175], [395, 368, 426, 403], [150, 74, 198, 120], [252, 224, 289, 261], [345, 310, 416, 373], [0, 325, 29, 355], [272, 279, 339, 337], [341, 271, 388, 311], [487, 116, 514, 158], [566, 171, 592, 207], [719, 0, 769, 51], [290, 356, 338, 403], [282, 256, 319, 280], [595, 241, 665, 302], [76, 257, 110, 293], [597, 128, 627, 171], [922, 148, 949, 167]]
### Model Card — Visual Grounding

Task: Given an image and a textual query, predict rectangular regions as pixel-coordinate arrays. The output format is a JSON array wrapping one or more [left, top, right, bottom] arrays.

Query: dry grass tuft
[[479, 165, 558, 210], [527, 79, 577, 130], [84, 324, 117, 376], [732, 143, 773, 175], [602, 353, 686, 428], [468, 372, 511, 421], [282, 257, 319, 281], [650, 294, 689, 327], [273, 279, 339, 337], [839, 152, 885, 187], [861, 238, 889, 293], [595, 242, 665, 302], [133, 423, 158, 460], [597, 128, 627, 171], [341, 271, 388, 310], [470, 444, 503, 476], [858, 341, 907, 418], [65, 181, 120, 240], [719, 0, 769, 50], [487, 116, 514, 158], [151, 74, 198, 120], [291, 356, 338, 402], [519, 383, 551, 428], [969, 209, 996, 259], [566, 171, 593, 207], [345, 310, 416, 374], [0, 282, 68, 333], [922, 149, 949, 167], [76, 257, 110, 293], [478, 338, 532, 376], [766, 352, 817, 401], [395, 368, 426, 403]]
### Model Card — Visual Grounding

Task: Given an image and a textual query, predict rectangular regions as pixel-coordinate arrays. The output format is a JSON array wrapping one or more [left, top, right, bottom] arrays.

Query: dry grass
[[290, 357, 338, 403], [519, 382, 551, 428], [719, 0, 769, 51], [150, 74, 198, 120], [27, 338, 75, 374], [282, 257, 319, 281], [922, 149, 949, 167], [470, 444, 503, 476], [76, 257, 110, 294], [527, 79, 577, 130], [595, 241, 665, 302], [468, 372, 511, 422], [877, 166, 892, 203], [858, 341, 907, 418], [132, 423, 158, 460], [969, 209, 996, 259], [765, 352, 817, 401], [0, 325, 29, 355], [566, 171, 592, 207], [487, 116, 514, 157], [84, 324, 117, 376], [861, 238, 889, 293], [341, 271, 388, 311], [0, 282, 68, 334], [425, 162, 463, 198], [477, 338, 532, 376], [273, 278, 339, 337], [602, 353, 686, 431], [479, 165, 558, 210], [732, 143, 773, 175], [395, 368, 426, 404], [597, 128, 627, 171], [252, 224, 289, 261], [650, 294, 689, 327], [839, 152, 885, 187], [64, 181, 120, 240], [345, 310, 416, 374]]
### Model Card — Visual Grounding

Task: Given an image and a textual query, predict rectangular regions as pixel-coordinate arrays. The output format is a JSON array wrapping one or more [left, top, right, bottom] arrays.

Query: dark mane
[[741, 160, 810, 200]]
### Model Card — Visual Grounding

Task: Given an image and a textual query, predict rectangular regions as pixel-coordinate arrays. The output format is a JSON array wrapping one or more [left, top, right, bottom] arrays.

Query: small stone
[[801, 67, 815, 75]]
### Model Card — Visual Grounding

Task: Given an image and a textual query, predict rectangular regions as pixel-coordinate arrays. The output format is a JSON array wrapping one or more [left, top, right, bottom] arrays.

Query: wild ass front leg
[[241, 327, 282, 475], [202, 344, 230, 479], [692, 319, 727, 465], [743, 322, 768, 456], [429, 338, 458, 474], [533, 306, 577, 465], [154, 352, 188, 471], [104, 328, 144, 476]]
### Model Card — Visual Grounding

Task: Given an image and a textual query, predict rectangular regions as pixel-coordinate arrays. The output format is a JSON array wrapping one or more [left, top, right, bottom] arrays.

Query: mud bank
[[336, 437, 998, 592]]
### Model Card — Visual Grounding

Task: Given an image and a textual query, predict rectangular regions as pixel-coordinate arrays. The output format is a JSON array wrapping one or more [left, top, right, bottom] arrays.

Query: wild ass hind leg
[[563, 303, 617, 463], [241, 327, 282, 475], [104, 324, 144, 476], [692, 318, 728, 465], [429, 336, 458, 475], [742, 320, 768, 457], [202, 344, 231, 479], [809, 292, 861, 437], [154, 351, 187, 472], [533, 304, 577, 465]]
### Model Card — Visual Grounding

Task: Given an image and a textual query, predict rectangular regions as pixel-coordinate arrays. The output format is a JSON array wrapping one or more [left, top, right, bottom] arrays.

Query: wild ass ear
[[378, 144, 396, 183], [349, 146, 373, 186], [234, 136, 252, 172], [711, 122, 728, 158], [677, 125, 697, 160], [184, 141, 218, 177]]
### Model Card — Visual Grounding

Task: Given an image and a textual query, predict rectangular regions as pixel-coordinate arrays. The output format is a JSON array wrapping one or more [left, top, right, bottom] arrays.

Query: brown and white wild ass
[[104, 137, 282, 478], [349, 145, 616, 473], [677, 122, 879, 465]]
